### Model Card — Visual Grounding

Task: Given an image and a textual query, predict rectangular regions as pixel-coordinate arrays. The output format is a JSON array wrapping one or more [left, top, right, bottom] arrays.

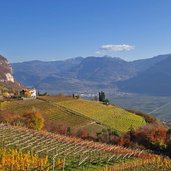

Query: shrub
[[76, 128, 89, 139], [166, 141, 171, 157], [128, 123, 167, 151], [0, 112, 21, 124], [24, 91, 31, 97], [22, 110, 44, 130]]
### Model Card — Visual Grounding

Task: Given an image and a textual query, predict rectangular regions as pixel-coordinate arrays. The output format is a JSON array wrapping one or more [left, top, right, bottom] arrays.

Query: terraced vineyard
[[0, 99, 93, 128], [0, 124, 171, 171], [1, 96, 146, 133], [58, 99, 146, 133]]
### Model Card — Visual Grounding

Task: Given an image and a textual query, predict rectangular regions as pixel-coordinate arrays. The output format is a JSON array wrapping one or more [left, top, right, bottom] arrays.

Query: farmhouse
[[20, 88, 37, 99]]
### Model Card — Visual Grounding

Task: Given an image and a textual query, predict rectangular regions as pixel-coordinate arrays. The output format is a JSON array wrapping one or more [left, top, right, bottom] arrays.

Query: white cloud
[[95, 51, 102, 55], [96, 44, 135, 54]]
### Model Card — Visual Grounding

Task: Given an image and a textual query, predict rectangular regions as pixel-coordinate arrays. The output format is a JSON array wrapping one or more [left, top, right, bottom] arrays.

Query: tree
[[129, 126, 135, 142], [99, 91, 105, 102], [166, 141, 171, 157], [103, 99, 110, 105], [166, 129, 171, 141], [24, 91, 31, 97], [22, 110, 44, 130], [67, 127, 71, 135]]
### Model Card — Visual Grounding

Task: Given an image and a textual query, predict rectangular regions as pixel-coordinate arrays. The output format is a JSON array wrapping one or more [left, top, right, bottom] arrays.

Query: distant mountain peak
[[102, 55, 112, 58], [12, 53, 171, 95]]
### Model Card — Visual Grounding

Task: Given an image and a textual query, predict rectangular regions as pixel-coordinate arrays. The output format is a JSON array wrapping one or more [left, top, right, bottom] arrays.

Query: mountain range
[[11, 54, 171, 96], [119, 54, 171, 96]]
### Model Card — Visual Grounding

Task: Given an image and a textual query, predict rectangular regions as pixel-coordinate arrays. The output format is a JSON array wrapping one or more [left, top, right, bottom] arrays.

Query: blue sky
[[0, 0, 171, 62]]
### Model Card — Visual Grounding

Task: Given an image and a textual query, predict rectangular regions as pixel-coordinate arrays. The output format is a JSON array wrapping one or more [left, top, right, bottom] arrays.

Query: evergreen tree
[[99, 91, 106, 102]]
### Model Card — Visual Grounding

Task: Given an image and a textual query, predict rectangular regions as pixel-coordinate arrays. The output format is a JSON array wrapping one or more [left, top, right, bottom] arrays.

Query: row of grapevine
[[0, 148, 50, 170], [103, 157, 171, 171], [47, 102, 92, 127], [1, 99, 92, 128], [58, 99, 146, 132], [0, 123, 171, 170], [0, 123, 151, 170]]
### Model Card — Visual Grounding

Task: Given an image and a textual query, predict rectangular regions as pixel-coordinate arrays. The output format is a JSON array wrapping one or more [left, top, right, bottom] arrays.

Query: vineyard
[[0, 99, 93, 128], [58, 99, 146, 132], [1, 96, 146, 133], [0, 124, 171, 171]]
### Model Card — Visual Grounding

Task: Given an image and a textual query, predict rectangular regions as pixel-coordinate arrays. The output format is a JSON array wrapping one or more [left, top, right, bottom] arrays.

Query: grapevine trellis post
[[52, 154, 55, 171], [62, 157, 66, 171], [0, 123, 166, 171]]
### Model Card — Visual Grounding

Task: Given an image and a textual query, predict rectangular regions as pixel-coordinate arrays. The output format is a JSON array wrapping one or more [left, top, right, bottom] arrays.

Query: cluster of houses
[[0, 88, 37, 100]]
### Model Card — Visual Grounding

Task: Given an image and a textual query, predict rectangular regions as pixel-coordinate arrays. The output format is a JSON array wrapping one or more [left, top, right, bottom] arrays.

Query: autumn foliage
[[22, 110, 44, 130], [0, 110, 44, 131], [116, 123, 171, 157], [0, 148, 49, 170], [130, 123, 167, 149]]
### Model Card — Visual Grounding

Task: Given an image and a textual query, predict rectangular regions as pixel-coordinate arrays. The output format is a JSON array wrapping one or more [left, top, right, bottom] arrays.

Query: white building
[[20, 88, 37, 99], [29, 88, 37, 98]]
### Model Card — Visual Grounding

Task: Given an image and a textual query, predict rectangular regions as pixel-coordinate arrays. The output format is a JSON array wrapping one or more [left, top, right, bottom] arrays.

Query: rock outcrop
[[0, 55, 23, 90]]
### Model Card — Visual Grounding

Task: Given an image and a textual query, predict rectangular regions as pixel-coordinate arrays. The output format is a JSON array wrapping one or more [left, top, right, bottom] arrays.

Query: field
[[0, 99, 91, 128], [58, 99, 146, 133], [0, 124, 171, 171], [0, 97, 104, 137], [1, 96, 146, 134]]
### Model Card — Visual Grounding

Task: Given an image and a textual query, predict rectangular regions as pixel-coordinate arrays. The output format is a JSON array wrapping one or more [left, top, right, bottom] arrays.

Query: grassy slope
[[0, 99, 91, 128], [1, 96, 146, 133], [58, 99, 146, 133]]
